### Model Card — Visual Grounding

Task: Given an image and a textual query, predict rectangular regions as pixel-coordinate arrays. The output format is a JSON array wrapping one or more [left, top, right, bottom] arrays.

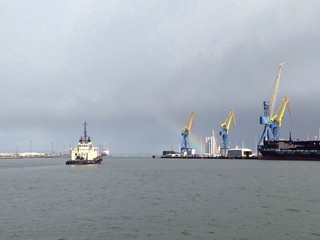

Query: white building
[[227, 147, 253, 158], [205, 130, 220, 157]]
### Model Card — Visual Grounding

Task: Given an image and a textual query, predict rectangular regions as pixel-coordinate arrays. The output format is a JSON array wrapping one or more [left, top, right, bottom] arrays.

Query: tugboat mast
[[83, 121, 88, 141]]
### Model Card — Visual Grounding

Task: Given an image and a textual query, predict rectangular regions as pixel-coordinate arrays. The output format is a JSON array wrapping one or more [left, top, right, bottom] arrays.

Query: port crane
[[259, 63, 287, 144], [270, 97, 292, 140], [181, 111, 195, 155], [219, 109, 236, 155]]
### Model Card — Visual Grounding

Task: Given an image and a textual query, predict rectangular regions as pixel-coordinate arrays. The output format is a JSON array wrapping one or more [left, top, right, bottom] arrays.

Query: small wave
[[285, 208, 301, 213]]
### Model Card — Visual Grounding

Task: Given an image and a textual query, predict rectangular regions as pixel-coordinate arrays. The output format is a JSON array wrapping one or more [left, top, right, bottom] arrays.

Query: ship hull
[[258, 140, 320, 161], [66, 157, 103, 165], [258, 151, 320, 160]]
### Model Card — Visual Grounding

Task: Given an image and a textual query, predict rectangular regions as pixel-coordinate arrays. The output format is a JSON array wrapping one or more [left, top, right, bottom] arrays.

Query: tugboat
[[66, 121, 103, 165]]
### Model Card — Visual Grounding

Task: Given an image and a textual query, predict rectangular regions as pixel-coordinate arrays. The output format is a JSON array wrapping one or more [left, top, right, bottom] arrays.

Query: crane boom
[[271, 97, 292, 127], [269, 62, 286, 118], [220, 109, 236, 133], [183, 111, 195, 133]]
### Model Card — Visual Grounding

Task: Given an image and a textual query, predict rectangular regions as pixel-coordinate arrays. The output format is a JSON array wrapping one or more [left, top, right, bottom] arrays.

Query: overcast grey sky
[[1, 0, 320, 155]]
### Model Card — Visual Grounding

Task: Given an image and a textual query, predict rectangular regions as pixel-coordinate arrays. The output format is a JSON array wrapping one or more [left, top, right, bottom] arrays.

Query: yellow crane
[[260, 62, 287, 143], [269, 62, 286, 118], [220, 109, 236, 150], [182, 111, 195, 134], [271, 97, 292, 127], [181, 111, 195, 154]]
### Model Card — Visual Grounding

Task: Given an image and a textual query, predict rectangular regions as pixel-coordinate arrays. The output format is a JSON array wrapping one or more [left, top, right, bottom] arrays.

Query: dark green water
[[1, 157, 320, 240]]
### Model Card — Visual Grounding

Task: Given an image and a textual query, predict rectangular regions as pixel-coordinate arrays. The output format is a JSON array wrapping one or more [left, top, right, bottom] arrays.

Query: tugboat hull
[[66, 157, 103, 165]]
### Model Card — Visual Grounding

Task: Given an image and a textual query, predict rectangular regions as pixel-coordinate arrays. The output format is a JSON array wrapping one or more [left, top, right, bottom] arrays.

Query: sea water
[[1, 157, 320, 240]]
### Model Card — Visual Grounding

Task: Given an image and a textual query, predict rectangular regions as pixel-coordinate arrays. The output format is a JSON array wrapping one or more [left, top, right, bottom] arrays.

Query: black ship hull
[[258, 140, 320, 160], [66, 157, 103, 165]]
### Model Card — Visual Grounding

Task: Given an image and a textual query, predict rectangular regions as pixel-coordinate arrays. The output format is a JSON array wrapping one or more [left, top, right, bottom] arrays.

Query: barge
[[258, 139, 320, 160]]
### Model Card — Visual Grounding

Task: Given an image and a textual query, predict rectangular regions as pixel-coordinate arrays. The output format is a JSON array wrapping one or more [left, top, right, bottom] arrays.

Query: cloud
[[1, 0, 320, 154]]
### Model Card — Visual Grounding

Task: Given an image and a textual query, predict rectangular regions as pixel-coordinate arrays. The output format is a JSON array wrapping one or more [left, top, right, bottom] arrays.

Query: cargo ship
[[66, 121, 103, 165], [258, 137, 320, 160], [256, 63, 320, 160]]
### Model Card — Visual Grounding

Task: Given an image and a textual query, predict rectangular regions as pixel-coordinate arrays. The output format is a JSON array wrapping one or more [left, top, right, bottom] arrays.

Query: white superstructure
[[227, 147, 252, 158], [71, 121, 100, 161]]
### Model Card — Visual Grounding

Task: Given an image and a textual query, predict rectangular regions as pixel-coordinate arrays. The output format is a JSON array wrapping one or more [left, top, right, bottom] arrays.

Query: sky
[[1, 0, 320, 156]]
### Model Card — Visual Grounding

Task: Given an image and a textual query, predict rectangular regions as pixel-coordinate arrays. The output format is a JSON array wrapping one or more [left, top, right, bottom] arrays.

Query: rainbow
[[152, 113, 207, 153]]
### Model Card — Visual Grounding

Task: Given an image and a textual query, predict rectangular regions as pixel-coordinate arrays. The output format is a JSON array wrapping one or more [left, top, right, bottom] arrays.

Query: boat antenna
[[289, 132, 292, 142], [83, 121, 88, 141]]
